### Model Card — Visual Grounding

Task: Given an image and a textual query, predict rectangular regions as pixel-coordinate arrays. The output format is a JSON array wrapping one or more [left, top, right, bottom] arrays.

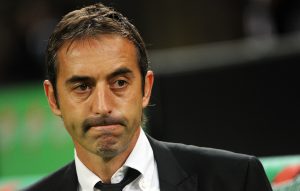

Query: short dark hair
[[46, 3, 149, 97]]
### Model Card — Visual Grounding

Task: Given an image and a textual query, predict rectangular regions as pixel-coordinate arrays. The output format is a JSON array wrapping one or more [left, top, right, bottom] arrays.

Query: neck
[[75, 128, 141, 183]]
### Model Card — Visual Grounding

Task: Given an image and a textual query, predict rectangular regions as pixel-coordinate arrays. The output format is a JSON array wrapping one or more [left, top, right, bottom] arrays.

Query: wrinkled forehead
[[55, 34, 140, 78], [59, 34, 138, 60], [55, 34, 140, 72]]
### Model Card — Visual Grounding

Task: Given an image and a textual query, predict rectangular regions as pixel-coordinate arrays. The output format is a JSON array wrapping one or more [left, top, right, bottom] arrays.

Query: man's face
[[44, 34, 153, 159]]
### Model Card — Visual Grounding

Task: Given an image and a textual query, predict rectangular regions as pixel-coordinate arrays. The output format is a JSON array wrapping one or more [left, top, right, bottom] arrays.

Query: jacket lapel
[[148, 136, 198, 191], [58, 161, 78, 191], [54, 137, 198, 191]]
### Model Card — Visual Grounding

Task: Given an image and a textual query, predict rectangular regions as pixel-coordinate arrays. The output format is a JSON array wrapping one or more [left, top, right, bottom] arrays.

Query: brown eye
[[117, 80, 126, 87], [78, 84, 88, 91], [74, 83, 91, 93], [111, 80, 128, 89]]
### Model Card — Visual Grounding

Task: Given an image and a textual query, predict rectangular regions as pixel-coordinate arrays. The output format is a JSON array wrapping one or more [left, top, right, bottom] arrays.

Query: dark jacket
[[23, 136, 273, 191]]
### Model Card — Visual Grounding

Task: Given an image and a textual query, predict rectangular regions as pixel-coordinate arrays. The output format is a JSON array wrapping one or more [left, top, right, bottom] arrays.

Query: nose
[[91, 84, 112, 116]]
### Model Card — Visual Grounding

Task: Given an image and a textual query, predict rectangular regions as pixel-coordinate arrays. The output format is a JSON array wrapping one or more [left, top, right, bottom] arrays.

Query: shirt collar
[[122, 128, 155, 184], [75, 151, 100, 191], [75, 128, 156, 190]]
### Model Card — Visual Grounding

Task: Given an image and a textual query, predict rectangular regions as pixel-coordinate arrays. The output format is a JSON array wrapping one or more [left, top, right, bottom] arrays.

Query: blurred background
[[1, 0, 300, 190]]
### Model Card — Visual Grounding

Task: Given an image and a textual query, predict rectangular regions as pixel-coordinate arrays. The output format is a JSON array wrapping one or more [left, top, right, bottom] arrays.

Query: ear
[[142, 70, 154, 108], [44, 80, 62, 116]]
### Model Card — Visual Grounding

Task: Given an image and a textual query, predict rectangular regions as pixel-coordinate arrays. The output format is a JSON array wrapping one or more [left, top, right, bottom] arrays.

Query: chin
[[96, 147, 120, 159], [95, 140, 130, 160]]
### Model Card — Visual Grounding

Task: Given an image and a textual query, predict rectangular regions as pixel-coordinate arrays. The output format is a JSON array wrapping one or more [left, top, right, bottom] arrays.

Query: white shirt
[[75, 129, 160, 191]]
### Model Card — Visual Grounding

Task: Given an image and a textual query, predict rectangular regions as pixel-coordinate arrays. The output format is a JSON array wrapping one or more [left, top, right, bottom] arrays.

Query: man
[[24, 3, 273, 191]]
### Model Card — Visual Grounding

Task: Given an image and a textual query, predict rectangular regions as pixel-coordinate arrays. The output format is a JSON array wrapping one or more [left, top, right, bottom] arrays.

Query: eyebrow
[[65, 76, 93, 86], [65, 67, 134, 86], [107, 67, 134, 79]]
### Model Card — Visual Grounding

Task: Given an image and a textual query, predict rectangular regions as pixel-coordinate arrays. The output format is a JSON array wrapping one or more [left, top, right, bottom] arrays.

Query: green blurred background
[[0, 83, 73, 189]]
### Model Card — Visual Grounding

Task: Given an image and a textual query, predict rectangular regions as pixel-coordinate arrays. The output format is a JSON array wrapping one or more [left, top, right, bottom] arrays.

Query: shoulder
[[166, 141, 253, 161], [150, 137, 259, 174], [150, 138, 273, 189], [22, 161, 76, 191]]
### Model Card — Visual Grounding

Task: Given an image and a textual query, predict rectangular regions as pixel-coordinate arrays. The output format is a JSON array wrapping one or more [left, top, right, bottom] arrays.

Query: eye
[[117, 80, 127, 87], [111, 80, 128, 89], [74, 83, 91, 93], [79, 84, 88, 90]]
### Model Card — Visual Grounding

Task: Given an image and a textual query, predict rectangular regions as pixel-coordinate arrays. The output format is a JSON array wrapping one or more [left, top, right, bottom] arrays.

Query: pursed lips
[[82, 116, 126, 133]]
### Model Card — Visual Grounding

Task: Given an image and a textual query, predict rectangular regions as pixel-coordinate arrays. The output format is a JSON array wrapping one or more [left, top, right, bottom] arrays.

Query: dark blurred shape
[[0, 0, 95, 85], [2, 0, 300, 85], [244, 0, 275, 37], [272, 0, 300, 34], [0, 0, 56, 85], [147, 36, 300, 157], [1, 0, 244, 85]]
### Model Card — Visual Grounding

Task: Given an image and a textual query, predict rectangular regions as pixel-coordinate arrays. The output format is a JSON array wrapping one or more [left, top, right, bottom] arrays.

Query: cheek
[[125, 97, 143, 122], [124, 88, 143, 106], [115, 92, 143, 118], [55, 83, 88, 134], [59, 100, 85, 132]]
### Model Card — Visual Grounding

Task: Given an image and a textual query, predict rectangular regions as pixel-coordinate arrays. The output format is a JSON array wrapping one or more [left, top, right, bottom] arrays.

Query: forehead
[[60, 34, 137, 60], [56, 34, 139, 77]]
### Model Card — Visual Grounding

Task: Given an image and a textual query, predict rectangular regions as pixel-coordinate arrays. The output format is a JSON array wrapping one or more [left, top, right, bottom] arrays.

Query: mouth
[[91, 125, 123, 145], [83, 116, 126, 133], [88, 124, 123, 142], [91, 124, 121, 131]]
